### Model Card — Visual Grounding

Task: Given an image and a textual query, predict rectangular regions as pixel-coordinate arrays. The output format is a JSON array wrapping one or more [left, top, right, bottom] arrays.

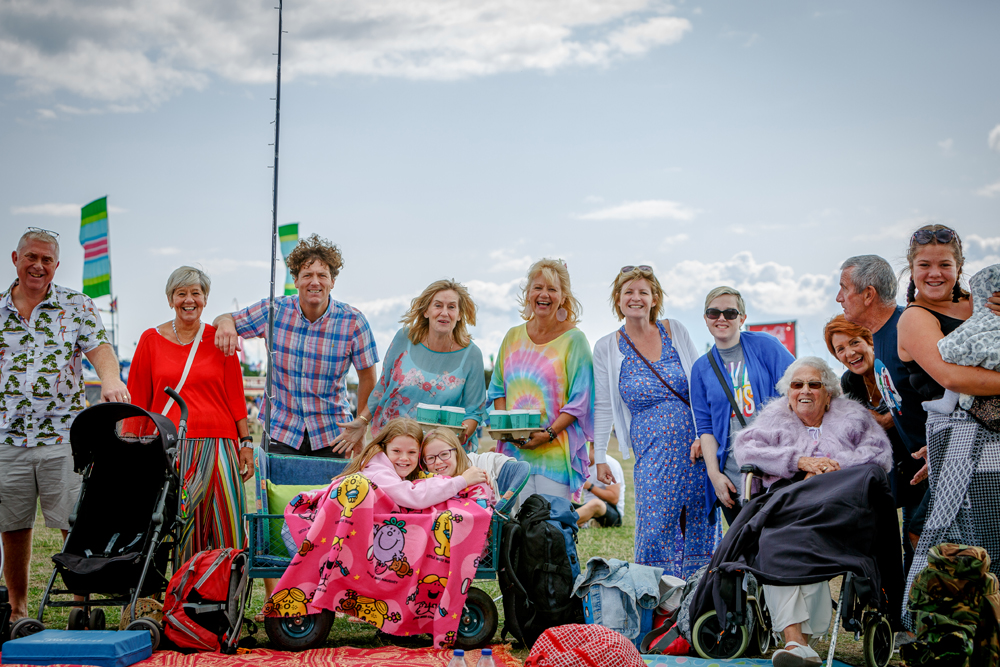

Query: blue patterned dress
[[619, 323, 711, 577]]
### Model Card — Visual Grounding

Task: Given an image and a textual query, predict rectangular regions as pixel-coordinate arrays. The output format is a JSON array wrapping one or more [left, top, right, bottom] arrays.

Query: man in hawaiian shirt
[[1, 229, 128, 622]]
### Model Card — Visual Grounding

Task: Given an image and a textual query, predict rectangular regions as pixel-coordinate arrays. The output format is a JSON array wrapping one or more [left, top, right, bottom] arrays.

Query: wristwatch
[[239, 436, 254, 449]]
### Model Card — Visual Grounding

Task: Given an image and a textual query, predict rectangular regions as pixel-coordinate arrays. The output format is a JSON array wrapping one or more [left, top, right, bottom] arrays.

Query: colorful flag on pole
[[279, 223, 299, 295], [80, 197, 111, 298]]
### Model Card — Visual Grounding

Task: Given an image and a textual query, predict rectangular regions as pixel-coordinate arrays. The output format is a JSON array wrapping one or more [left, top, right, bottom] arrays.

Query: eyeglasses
[[423, 448, 457, 465], [912, 229, 956, 245], [789, 380, 825, 390], [705, 308, 741, 320], [621, 265, 653, 274], [25, 226, 60, 238]]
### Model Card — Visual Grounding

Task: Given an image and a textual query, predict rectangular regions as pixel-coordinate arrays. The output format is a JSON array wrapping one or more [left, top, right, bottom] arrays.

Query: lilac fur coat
[[734, 397, 892, 486]]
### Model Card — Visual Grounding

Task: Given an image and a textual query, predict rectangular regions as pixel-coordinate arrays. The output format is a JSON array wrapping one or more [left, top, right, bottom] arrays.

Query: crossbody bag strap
[[708, 349, 747, 428], [162, 322, 205, 417], [619, 330, 690, 407]]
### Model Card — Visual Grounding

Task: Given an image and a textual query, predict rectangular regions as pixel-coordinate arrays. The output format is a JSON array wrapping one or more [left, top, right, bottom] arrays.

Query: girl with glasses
[[419, 428, 492, 503], [688, 286, 794, 528]]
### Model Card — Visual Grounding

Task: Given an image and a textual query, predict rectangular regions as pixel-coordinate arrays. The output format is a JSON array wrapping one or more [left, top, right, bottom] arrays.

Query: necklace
[[172, 319, 197, 345]]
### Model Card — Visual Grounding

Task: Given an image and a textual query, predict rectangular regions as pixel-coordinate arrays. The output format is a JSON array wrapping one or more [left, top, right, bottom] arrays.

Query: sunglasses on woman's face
[[789, 380, 824, 390], [705, 308, 741, 320], [621, 265, 653, 274], [912, 229, 956, 245], [423, 448, 456, 465]]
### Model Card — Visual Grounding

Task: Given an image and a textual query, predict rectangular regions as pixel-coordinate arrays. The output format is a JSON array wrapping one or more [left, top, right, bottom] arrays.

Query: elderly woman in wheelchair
[[689, 357, 897, 667]]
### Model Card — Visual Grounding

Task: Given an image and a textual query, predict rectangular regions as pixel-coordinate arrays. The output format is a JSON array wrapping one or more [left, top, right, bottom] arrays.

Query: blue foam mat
[[1, 630, 151, 667], [642, 657, 854, 666]]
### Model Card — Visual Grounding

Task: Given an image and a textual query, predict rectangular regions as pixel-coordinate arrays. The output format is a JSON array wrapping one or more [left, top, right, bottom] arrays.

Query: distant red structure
[[746, 321, 797, 357]]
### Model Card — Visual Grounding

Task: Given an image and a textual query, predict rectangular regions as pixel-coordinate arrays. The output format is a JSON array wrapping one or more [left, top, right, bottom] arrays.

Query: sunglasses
[[423, 448, 457, 465], [789, 380, 825, 390], [25, 226, 60, 238], [911, 229, 956, 245], [705, 308, 741, 320], [621, 265, 653, 274]]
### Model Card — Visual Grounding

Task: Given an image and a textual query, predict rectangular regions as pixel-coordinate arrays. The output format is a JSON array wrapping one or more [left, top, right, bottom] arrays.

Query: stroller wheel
[[11, 618, 45, 639], [692, 610, 749, 660], [68, 608, 88, 631], [264, 610, 334, 651], [862, 614, 893, 667], [126, 617, 162, 651], [88, 608, 106, 630], [453, 587, 498, 650]]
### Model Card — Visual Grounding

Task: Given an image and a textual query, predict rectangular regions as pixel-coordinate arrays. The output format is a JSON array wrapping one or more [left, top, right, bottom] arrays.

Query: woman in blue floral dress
[[339, 279, 489, 452], [593, 266, 711, 577]]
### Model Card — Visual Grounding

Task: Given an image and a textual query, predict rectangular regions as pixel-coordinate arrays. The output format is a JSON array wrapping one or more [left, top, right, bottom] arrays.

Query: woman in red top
[[128, 266, 253, 558]]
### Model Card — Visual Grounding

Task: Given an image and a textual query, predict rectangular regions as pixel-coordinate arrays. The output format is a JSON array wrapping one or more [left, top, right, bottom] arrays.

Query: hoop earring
[[952, 282, 962, 303], [906, 277, 916, 304]]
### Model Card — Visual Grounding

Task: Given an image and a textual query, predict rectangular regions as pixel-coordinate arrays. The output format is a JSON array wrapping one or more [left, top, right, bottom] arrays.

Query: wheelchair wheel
[[453, 587, 498, 650], [692, 610, 750, 659], [11, 618, 45, 639], [862, 614, 893, 667], [126, 618, 162, 651], [264, 610, 334, 651]]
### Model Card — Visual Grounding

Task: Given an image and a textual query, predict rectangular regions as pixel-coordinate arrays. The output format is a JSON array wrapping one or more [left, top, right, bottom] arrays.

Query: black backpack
[[498, 493, 585, 648]]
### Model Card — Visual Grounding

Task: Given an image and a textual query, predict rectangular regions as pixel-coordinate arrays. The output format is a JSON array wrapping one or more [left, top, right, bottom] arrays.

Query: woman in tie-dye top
[[488, 259, 595, 500]]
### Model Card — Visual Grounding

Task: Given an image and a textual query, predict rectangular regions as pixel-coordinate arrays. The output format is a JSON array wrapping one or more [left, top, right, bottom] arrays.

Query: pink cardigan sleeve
[[364, 454, 469, 509]]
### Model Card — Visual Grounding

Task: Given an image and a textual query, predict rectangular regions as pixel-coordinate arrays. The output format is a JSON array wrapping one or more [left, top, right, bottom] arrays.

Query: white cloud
[[578, 199, 700, 221], [659, 233, 689, 249], [149, 247, 181, 256], [937, 138, 953, 153], [0, 1, 692, 109], [976, 180, 1000, 198], [194, 258, 270, 274], [35, 108, 56, 119], [488, 249, 533, 273], [11, 203, 127, 216], [658, 251, 836, 316], [988, 125, 1000, 153], [964, 234, 1000, 275]]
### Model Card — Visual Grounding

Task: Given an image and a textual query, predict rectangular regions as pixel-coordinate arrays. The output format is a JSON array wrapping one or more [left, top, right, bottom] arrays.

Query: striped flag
[[279, 222, 299, 295], [80, 197, 111, 298]]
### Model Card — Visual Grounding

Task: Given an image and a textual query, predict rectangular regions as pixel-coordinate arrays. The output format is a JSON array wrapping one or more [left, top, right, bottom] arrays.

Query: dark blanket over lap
[[691, 464, 902, 628]]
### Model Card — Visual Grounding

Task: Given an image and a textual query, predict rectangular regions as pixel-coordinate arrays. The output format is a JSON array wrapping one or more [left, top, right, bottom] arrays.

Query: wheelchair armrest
[[740, 464, 764, 475]]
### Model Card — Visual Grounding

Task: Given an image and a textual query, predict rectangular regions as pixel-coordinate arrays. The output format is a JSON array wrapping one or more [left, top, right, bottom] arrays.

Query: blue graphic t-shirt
[[871, 306, 926, 454]]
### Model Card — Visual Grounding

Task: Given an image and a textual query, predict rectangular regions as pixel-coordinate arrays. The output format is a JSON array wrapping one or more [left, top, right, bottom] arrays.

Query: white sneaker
[[772, 641, 821, 667]]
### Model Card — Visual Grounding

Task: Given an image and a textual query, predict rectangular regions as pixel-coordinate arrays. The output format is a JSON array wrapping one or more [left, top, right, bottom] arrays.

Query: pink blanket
[[264, 472, 492, 648]]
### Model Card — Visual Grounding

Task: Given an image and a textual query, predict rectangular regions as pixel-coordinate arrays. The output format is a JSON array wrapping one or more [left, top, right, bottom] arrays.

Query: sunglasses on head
[[25, 226, 60, 238], [789, 380, 824, 390], [912, 229, 956, 245], [621, 265, 653, 274], [705, 308, 741, 320]]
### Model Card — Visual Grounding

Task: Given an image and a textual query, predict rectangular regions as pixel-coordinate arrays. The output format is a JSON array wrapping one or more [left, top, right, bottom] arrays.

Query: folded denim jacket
[[572, 557, 664, 640]]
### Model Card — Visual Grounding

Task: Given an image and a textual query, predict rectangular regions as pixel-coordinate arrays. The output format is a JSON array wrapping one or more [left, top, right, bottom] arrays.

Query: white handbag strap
[[162, 322, 205, 417]]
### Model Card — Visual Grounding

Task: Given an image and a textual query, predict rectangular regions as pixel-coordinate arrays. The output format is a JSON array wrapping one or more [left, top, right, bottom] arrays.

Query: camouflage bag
[[900, 543, 1000, 667]]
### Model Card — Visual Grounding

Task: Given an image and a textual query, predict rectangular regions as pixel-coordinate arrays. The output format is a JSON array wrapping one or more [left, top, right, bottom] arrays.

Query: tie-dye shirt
[[487, 324, 594, 492]]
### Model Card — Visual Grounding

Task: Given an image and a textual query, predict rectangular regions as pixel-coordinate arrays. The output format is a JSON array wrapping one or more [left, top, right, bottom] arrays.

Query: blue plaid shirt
[[234, 296, 378, 450]]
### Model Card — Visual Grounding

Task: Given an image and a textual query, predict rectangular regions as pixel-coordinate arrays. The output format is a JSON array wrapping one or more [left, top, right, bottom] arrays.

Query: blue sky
[[3, 0, 999, 375]]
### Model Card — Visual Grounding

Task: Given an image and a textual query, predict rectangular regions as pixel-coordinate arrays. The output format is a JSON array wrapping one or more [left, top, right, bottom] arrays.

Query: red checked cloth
[[524, 624, 645, 667]]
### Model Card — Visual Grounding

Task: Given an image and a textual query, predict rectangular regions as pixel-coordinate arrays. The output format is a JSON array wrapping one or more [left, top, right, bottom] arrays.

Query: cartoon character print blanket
[[264, 473, 492, 647]]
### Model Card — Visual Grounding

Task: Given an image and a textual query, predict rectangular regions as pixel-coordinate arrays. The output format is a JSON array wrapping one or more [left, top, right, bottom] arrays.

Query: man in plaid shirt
[[215, 235, 378, 458]]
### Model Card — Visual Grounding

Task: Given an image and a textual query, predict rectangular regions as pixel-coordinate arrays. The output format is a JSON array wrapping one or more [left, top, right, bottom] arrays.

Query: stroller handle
[[164, 386, 189, 438]]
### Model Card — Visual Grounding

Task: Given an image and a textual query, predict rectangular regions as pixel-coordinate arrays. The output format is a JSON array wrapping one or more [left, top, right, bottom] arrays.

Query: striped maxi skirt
[[176, 437, 247, 563]]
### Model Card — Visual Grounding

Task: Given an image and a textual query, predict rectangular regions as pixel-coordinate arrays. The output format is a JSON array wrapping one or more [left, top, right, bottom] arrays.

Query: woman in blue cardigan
[[689, 286, 794, 526]]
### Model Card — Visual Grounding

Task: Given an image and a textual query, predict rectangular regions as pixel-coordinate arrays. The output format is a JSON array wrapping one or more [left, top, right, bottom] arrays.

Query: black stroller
[[11, 388, 247, 650]]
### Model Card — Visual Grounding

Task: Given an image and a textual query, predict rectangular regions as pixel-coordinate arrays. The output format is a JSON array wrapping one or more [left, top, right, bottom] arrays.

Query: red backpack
[[162, 548, 249, 652]]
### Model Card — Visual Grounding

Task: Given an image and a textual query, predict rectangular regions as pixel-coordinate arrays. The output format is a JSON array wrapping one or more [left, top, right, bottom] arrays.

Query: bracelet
[[357, 413, 370, 425], [545, 427, 557, 442], [239, 436, 254, 448]]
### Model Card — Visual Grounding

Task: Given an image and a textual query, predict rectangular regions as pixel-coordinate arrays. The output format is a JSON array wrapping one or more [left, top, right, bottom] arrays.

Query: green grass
[[15, 436, 898, 665]]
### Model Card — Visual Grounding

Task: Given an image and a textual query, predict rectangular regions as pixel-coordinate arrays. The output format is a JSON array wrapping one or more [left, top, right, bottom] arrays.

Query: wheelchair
[[690, 465, 895, 667]]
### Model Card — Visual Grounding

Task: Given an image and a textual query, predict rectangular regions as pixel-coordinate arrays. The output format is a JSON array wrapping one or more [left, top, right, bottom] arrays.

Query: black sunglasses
[[621, 265, 653, 274], [705, 308, 741, 320], [912, 229, 956, 245], [789, 380, 824, 390]]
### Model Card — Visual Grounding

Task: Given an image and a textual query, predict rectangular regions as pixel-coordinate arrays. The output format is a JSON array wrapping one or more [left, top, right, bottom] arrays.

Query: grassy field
[[14, 435, 898, 665]]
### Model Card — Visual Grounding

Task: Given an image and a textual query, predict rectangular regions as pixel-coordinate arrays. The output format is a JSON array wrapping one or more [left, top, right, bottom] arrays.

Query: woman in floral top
[[340, 280, 488, 452]]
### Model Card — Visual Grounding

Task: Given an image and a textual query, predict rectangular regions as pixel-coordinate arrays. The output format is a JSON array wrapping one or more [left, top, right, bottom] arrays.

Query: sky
[[2, 0, 999, 379]]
